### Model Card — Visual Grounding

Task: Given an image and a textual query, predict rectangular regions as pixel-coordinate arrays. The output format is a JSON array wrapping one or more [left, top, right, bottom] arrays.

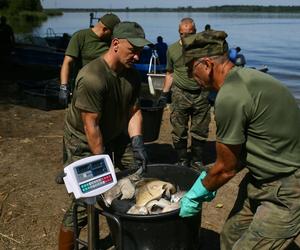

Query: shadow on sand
[[145, 140, 217, 166]]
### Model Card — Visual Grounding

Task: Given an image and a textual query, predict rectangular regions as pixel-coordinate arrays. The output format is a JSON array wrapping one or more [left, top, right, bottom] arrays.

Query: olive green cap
[[182, 30, 229, 64], [100, 13, 120, 31], [112, 21, 152, 47]]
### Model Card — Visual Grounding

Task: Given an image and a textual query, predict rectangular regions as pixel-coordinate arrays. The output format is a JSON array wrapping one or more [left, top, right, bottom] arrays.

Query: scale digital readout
[[63, 155, 117, 199]]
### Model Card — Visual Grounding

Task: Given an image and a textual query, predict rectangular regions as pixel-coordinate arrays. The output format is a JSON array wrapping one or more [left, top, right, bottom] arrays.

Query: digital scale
[[63, 154, 117, 199], [63, 154, 117, 250]]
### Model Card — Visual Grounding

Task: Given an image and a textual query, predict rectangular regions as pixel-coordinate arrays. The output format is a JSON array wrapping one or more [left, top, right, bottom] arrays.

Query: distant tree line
[[53, 5, 300, 13], [0, 0, 62, 18], [0, 0, 48, 33], [0, 0, 42, 12]]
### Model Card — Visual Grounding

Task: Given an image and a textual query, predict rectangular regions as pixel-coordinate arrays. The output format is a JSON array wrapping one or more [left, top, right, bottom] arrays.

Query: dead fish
[[161, 202, 180, 213], [126, 167, 143, 182], [129, 197, 180, 215], [135, 180, 176, 207], [102, 184, 121, 206], [127, 205, 148, 215], [170, 190, 186, 203], [119, 178, 135, 200], [146, 198, 180, 214], [146, 198, 171, 214], [102, 168, 143, 206]]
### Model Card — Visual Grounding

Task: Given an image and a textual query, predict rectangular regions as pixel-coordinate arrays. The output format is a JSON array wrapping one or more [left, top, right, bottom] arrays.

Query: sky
[[41, 0, 300, 9]]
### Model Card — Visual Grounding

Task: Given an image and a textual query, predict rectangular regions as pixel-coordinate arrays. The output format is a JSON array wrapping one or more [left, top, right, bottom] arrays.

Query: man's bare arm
[[128, 105, 143, 137], [202, 142, 242, 191], [162, 71, 173, 93], [60, 55, 75, 85], [81, 111, 104, 155]]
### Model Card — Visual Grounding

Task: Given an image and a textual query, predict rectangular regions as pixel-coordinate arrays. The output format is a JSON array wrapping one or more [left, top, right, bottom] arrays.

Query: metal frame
[[73, 199, 123, 250]]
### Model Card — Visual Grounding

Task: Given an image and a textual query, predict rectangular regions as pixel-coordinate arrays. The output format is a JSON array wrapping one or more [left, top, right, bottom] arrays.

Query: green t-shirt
[[65, 28, 109, 68], [65, 57, 141, 144], [166, 41, 200, 91], [215, 66, 300, 180]]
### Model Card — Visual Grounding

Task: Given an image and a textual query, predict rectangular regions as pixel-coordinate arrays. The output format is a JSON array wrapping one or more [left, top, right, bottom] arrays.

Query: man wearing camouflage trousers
[[159, 17, 211, 170], [58, 21, 151, 250]]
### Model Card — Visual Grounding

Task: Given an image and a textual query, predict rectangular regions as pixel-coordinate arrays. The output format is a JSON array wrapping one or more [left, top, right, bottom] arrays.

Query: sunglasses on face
[[180, 31, 196, 38]]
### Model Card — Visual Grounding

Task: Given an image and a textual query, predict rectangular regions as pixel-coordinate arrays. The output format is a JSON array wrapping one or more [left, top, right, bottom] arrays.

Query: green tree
[[8, 0, 43, 13]]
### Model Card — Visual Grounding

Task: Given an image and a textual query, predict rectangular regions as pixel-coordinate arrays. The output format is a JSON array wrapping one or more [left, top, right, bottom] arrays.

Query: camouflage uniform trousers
[[220, 169, 300, 250], [170, 85, 211, 162], [62, 130, 134, 231]]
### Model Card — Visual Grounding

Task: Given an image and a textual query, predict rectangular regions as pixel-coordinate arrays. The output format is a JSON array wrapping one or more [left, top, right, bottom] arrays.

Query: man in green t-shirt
[[179, 30, 300, 249], [58, 21, 152, 250], [58, 13, 120, 107], [159, 17, 211, 170]]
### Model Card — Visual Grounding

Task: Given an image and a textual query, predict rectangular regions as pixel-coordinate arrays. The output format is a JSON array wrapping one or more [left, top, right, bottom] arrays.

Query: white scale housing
[[63, 155, 117, 199]]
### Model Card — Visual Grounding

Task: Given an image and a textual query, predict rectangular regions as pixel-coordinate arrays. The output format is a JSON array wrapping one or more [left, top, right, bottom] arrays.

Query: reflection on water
[[32, 12, 300, 101]]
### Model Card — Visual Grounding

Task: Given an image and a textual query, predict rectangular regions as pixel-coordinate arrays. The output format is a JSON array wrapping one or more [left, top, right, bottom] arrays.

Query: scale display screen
[[75, 158, 108, 183]]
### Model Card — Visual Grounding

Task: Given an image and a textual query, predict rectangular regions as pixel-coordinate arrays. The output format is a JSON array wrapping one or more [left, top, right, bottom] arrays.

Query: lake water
[[33, 12, 300, 101]]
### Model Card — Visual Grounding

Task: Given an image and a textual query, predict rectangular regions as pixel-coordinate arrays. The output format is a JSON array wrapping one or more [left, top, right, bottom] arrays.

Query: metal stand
[[86, 197, 98, 250], [73, 198, 100, 250], [73, 198, 123, 250]]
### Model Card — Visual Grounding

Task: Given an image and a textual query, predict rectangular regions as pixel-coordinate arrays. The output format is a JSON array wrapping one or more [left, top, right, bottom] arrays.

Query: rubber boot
[[191, 138, 208, 172], [58, 225, 75, 250], [174, 141, 190, 167]]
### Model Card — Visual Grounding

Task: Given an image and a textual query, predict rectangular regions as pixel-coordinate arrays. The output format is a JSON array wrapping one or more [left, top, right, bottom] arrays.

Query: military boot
[[58, 225, 75, 250], [174, 141, 190, 167], [190, 138, 208, 172]]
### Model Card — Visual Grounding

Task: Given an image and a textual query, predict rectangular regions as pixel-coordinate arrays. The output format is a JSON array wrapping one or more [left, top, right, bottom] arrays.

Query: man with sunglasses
[[179, 30, 300, 249], [159, 17, 211, 171], [58, 21, 151, 250]]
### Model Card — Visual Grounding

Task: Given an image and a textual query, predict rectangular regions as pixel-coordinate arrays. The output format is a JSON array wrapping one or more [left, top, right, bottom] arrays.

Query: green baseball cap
[[112, 21, 152, 47], [182, 30, 229, 64], [100, 13, 120, 31]]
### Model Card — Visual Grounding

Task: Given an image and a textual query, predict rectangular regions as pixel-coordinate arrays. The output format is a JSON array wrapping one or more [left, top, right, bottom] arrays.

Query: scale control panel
[[63, 155, 117, 199], [80, 174, 113, 193]]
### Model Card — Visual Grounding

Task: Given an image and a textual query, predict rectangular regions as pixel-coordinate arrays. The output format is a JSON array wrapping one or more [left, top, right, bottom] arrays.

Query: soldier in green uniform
[[58, 21, 151, 250], [55, 13, 120, 184], [58, 13, 121, 106], [179, 30, 300, 249], [158, 17, 211, 170]]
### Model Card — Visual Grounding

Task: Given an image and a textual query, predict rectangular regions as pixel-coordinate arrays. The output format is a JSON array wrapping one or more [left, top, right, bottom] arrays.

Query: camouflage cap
[[100, 13, 120, 31], [182, 30, 229, 64], [112, 21, 152, 47]]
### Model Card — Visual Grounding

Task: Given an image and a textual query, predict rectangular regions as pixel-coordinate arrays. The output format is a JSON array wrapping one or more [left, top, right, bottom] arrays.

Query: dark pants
[[170, 85, 211, 164], [220, 169, 300, 250]]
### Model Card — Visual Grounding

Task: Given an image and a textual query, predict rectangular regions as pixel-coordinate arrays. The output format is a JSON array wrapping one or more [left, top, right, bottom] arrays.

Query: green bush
[[8, 0, 43, 13]]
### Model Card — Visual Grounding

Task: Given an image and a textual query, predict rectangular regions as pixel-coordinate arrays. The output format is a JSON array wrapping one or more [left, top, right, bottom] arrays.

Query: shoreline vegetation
[[45, 5, 300, 13]]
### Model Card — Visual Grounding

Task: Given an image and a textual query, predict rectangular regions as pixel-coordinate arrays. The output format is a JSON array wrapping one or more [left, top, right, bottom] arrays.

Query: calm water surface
[[34, 12, 300, 101]]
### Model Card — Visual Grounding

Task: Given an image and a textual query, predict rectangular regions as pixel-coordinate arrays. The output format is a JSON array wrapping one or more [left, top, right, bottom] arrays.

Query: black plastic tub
[[140, 99, 164, 142], [101, 164, 201, 250], [18, 78, 65, 111], [23, 88, 64, 111]]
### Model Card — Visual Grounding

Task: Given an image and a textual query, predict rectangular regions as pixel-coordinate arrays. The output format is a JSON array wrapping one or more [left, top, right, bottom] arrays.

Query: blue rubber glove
[[179, 171, 216, 218]]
